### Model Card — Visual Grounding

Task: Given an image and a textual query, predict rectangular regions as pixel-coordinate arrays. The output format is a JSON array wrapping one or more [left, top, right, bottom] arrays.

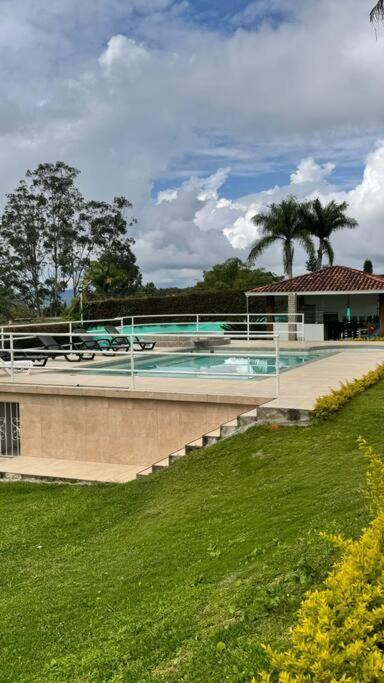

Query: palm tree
[[370, 1, 384, 24], [299, 198, 357, 271], [248, 196, 314, 279]]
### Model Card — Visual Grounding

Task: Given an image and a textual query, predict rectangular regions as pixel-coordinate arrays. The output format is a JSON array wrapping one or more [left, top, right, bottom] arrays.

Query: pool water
[[90, 322, 226, 335], [88, 350, 330, 380]]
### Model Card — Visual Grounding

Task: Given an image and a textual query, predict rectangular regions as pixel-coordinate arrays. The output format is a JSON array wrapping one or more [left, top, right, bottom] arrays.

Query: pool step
[[136, 406, 260, 479]]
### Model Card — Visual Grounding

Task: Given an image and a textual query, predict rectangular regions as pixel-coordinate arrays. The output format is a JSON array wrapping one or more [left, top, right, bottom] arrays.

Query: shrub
[[313, 363, 384, 420], [257, 438, 384, 683], [78, 290, 287, 322]]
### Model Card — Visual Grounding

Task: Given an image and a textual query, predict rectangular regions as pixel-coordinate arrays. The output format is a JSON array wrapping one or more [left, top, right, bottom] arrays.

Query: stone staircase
[[136, 405, 311, 479]]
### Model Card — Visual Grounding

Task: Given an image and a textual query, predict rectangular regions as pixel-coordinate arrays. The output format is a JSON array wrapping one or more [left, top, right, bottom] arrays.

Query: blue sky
[[0, 0, 383, 286]]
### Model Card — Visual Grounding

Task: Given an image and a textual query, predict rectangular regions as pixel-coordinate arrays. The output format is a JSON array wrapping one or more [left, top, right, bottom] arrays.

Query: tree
[[1, 181, 50, 316], [66, 196, 139, 300], [299, 198, 357, 271], [27, 162, 84, 316], [305, 253, 318, 272], [364, 259, 373, 274], [0, 163, 140, 315], [370, 1, 384, 24], [248, 196, 314, 279], [83, 247, 141, 299], [195, 258, 279, 291]]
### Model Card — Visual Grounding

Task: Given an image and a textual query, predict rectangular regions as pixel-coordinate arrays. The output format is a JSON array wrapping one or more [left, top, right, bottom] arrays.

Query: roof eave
[[246, 289, 384, 296]]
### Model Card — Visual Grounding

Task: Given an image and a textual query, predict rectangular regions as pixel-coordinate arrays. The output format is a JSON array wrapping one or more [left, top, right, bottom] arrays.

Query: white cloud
[[290, 158, 335, 185], [99, 35, 149, 73], [0, 0, 382, 283]]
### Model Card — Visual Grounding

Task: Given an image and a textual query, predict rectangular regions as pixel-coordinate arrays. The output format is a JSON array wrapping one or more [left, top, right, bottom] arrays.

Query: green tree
[[1, 181, 50, 316], [195, 258, 279, 291], [66, 196, 138, 300], [370, 1, 384, 23], [364, 259, 373, 274], [0, 163, 140, 315], [248, 196, 314, 279], [27, 162, 84, 315], [299, 198, 357, 271], [83, 249, 141, 299], [305, 252, 318, 272]]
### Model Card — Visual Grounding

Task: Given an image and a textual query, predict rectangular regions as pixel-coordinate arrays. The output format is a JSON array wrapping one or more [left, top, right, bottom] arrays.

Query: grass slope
[[1, 382, 383, 682]]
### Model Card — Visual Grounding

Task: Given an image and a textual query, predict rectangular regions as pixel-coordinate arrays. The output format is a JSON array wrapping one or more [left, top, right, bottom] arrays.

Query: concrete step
[[152, 457, 170, 473], [136, 467, 152, 479], [185, 438, 204, 453], [168, 448, 186, 465], [202, 428, 221, 447], [220, 419, 239, 438], [238, 408, 258, 427], [257, 406, 311, 425]]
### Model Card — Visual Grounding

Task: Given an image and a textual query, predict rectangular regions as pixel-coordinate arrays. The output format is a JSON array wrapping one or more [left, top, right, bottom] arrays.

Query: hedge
[[82, 290, 279, 322], [258, 438, 384, 682], [313, 363, 384, 420]]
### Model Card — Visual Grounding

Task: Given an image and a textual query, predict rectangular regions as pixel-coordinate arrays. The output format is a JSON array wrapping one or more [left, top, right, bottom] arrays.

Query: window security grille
[[0, 403, 20, 457]]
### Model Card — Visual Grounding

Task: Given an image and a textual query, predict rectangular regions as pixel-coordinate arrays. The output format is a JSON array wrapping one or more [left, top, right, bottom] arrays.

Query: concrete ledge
[[0, 381, 269, 406]]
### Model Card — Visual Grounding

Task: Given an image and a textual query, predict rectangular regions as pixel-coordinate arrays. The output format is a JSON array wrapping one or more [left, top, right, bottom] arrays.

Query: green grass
[[1, 382, 384, 682]]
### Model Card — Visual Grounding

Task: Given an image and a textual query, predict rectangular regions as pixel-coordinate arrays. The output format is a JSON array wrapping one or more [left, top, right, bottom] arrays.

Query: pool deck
[[0, 341, 382, 411]]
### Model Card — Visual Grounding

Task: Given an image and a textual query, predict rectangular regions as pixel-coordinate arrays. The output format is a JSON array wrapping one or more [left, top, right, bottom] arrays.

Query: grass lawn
[[1, 382, 383, 682]]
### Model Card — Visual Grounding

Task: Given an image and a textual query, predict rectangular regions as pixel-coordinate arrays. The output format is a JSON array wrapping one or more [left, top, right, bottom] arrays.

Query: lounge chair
[[104, 325, 156, 351], [0, 357, 33, 375], [37, 335, 95, 362], [0, 349, 48, 367], [73, 328, 130, 354]]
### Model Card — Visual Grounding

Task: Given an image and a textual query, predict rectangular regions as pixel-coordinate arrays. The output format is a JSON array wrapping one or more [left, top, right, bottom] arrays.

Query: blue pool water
[[90, 322, 226, 335], [88, 350, 330, 380]]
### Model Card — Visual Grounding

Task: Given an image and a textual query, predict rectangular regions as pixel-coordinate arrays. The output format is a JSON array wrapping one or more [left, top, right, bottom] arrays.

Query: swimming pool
[[88, 350, 331, 380], [90, 322, 227, 335]]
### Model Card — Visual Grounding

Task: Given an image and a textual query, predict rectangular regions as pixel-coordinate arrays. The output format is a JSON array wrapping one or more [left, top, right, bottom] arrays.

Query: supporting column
[[288, 293, 297, 341], [379, 294, 384, 337]]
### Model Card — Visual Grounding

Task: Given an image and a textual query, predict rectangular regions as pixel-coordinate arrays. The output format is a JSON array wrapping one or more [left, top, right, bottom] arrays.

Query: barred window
[[0, 403, 20, 457]]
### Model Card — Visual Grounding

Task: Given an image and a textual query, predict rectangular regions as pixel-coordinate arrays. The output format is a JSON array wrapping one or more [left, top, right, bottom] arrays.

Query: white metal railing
[[0, 312, 304, 344], [0, 330, 281, 397]]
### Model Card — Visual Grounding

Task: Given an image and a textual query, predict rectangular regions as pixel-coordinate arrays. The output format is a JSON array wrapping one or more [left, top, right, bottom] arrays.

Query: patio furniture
[[0, 349, 48, 367], [104, 325, 157, 351], [37, 335, 95, 362], [73, 328, 130, 354], [0, 357, 33, 375]]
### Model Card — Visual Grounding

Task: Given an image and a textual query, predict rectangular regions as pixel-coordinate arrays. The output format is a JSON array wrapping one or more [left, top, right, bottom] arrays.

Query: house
[[246, 265, 384, 341]]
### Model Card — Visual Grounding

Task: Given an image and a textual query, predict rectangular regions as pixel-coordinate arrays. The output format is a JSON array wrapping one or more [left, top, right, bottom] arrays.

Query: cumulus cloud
[[290, 158, 335, 185], [0, 0, 382, 283]]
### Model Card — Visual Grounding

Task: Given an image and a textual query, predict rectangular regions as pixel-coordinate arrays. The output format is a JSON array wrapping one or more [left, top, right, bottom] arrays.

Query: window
[[0, 402, 20, 457]]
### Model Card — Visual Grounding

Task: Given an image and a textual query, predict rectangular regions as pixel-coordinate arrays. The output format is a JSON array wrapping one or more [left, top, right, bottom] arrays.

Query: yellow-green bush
[[257, 438, 384, 683], [313, 363, 384, 420]]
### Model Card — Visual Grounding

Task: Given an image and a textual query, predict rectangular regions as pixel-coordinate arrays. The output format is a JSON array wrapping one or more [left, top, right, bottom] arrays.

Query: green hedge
[[83, 290, 275, 322], [313, 363, 384, 420]]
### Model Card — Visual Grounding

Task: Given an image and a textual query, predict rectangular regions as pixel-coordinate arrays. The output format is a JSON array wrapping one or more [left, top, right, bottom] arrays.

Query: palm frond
[[248, 234, 279, 264], [371, 1, 384, 24], [298, 232, 315, 259]]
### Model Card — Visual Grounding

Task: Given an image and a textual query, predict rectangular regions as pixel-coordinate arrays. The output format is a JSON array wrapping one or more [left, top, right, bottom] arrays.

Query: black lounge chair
[[73, 328, 130, 354], [104, 325, 156, 351], [37, 335, 95, 362], [0, 349, 49, 367]]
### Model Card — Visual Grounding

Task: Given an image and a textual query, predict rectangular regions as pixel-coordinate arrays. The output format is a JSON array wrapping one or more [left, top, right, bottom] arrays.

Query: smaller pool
[[87, 349, 332, 380], [90, 322, 226, 335]]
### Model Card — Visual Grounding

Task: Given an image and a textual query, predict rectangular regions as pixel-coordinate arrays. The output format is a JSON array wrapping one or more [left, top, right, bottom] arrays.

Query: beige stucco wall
[[0, 390, 256, 468]]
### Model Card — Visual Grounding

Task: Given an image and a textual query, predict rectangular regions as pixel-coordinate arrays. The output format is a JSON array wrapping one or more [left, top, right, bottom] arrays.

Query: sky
[[0, 0, 384, 286]]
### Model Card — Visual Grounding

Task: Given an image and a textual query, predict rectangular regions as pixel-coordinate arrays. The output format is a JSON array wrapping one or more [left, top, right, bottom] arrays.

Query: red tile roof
[[247, 265, 384, 295]]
